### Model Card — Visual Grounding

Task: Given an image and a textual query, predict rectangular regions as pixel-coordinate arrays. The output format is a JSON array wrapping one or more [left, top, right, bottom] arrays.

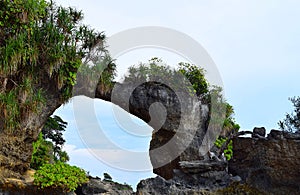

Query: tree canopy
[[31, 115, 69, 170], [0, 0, 107, 176], [0, 0, 106, 133]]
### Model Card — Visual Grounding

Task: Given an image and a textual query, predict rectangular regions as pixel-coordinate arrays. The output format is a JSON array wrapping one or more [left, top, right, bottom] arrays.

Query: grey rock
[[179, 160, 227, 174], [137, 159, 235, 194], [283, 131, 300, 140], [229, 135, 300, 195], [230, 175, 242, 182], [267, 129, 284, 139], [75, 177, 134, 195], [77, 178, 108, 194], [252, 127, 266, 137], [96, 81, 211, 180]]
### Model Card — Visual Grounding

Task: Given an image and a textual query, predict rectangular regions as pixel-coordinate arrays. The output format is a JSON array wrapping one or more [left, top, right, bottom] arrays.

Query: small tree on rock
[[279, 96, 300, 132]]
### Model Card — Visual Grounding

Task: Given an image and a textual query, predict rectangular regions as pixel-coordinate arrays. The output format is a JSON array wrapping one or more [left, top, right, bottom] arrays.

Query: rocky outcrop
[[229, 129, 300, 195], [252, 127, 266, 137], [136, 159, 245, 194], [75, 177, 134, 195], [96, 81, 212, 180], [0, 174, 134, 195], [137, 129, 300, 194]]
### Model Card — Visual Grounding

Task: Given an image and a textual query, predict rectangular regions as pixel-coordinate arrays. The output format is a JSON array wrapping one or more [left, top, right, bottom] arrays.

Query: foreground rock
[[0, 173, 134, 195], [136, 160, 263, 195], [137, 159, 248, 194], [75, 177, 134, 195], [137, 129, 300, 194]]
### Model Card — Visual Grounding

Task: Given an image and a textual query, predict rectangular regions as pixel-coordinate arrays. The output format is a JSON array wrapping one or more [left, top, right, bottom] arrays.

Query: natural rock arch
[[92, 80, 210, 180]]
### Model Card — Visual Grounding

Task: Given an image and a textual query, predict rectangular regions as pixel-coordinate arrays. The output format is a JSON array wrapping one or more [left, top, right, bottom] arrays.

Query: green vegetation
[[0, 0, 105, 133], [279, 96, 300, 132], [41, 115, 69, 162], [31, 115, 69, 170], [76, 54, 116, 96], [214, 103, 240, 160], [214, 137, 233, 160], [0, 0, 109, 186], [222, 103, 240, 136], [31, 132, 54, 170], [124, 57, 209, 100], [31, 116, 86, 192], [178, 62, 208, 98], [33, 162, 88, 192], [0, 0, 115, 190]]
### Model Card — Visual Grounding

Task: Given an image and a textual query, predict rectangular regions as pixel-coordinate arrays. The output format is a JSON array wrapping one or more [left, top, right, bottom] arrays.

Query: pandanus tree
[[0, 0, 106, 178]]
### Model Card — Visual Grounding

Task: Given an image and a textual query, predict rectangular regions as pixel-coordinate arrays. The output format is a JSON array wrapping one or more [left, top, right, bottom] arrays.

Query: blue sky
[[54, 0, 300, 189]]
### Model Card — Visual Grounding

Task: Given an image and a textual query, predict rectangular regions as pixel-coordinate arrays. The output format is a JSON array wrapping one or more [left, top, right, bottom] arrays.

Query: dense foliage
[[31, 132, 53, 170], [279, 96, 300, 132], [33, 162, 88, 192], [31, 115, 69, 169], [42, 115, 68, 161], [0, 0, 105, 133], [124, 58, 209, 100], [75, 53, 116, 97], [178, 62, 208, 97]]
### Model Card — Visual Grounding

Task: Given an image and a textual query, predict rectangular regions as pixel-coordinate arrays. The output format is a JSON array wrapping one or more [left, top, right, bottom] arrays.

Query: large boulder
[[252, 127, 266, 137]]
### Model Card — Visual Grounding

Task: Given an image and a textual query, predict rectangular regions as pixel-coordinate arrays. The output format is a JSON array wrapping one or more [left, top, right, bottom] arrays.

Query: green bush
[[215, 137, 233, 160], [31, 132, 53, 170], [31, 115, 70, 170], [33, 162, 88, 192]]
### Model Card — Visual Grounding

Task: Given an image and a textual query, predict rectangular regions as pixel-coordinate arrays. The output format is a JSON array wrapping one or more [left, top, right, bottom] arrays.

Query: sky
[[53, 0, 300, 189]]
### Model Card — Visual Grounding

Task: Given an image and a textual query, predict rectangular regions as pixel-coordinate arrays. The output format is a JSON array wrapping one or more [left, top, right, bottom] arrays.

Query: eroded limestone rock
[[229, 130, 300, 195], [96, 81, 211, 180]]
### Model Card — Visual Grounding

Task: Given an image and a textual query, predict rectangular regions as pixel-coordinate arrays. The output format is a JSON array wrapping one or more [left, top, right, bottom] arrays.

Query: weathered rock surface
[[75, 177, 134, 195], [136, 161, 256, 195], [136, 159, 236, 194], [0, 174, 134, 195], [252, 127, 266, 137], [0, 92, 63, 179], [137, 129, 300, 194], [96, 81, 211, 180], [229, 130, 300, 195], [136, 177, 262, 195]]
